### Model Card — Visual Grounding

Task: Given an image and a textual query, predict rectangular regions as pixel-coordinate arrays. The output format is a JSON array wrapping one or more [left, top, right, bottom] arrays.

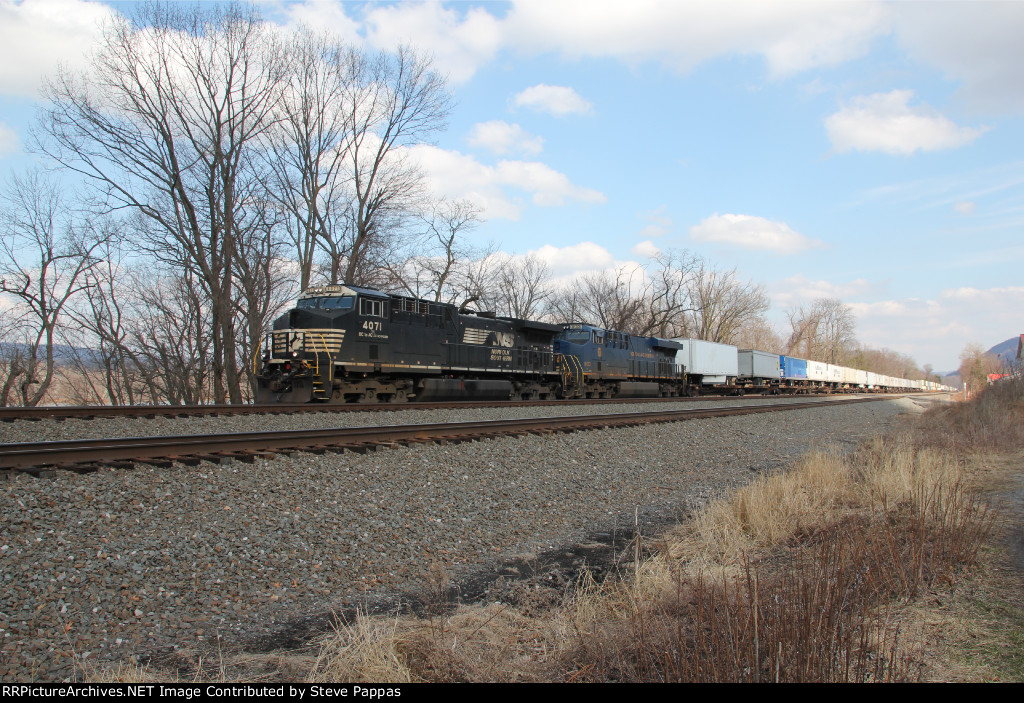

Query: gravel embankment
[[0, 397, 927, 681]]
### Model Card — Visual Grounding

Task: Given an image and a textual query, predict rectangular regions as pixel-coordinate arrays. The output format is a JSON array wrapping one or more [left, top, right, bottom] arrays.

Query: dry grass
[[305, 603, 562, 683], [912, 377, 1024, 452], [681, 440, 975, 564], [309, 616, 415, 683], [562, 437, 993, 682]]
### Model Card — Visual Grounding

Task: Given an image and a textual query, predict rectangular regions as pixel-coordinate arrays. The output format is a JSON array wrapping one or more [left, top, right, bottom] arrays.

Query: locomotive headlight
[[292, 351, 299, 358]]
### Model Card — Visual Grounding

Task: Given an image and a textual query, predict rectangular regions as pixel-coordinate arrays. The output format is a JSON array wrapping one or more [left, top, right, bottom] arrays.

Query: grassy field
[[92, 381, 1024, 683]]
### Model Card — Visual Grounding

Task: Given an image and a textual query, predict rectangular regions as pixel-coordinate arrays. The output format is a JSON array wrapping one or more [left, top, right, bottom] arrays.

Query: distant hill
[[0, 343, 104, 368], [987, 335, 1022, 367]]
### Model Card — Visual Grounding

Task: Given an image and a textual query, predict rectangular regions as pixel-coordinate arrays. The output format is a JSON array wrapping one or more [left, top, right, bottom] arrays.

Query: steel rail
[[0, 391, 912, 423], [0, 395, 735, 422], [0, 395, 897, 474]]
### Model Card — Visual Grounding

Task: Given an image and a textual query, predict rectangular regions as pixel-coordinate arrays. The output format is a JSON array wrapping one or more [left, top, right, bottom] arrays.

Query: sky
[[1, 0, 1022, 372]]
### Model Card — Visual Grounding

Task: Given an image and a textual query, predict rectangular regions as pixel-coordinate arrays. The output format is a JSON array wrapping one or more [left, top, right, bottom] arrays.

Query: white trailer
[[671, 338, 738, 385], [807, 360, 829, 383]]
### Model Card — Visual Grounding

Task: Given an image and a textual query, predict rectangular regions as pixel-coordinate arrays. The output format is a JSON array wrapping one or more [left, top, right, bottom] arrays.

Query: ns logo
[[494, 332, 514, 348]]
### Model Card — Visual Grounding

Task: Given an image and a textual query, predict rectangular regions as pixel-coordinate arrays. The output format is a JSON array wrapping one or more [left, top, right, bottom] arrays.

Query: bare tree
[[60, 231, 138, 405], [129, 270, 215, 405], [730, 316, 785, 352], [231, 197, 299, 400], [550, 267, 646, 332], [0, 172, 107, 406], [0, 314, 29, 407], [493, 252, 552, 320], [786, 297, 856, 363], [382, 199, 482, 302], [686, 262, 770, 343], [267, 29, 358, 291], [639, 249, 698, 337], [547, 250, 697, 336], [958, 343, 1001, 397], [36, 2, 287, 403], [335, 45, 452, 285]]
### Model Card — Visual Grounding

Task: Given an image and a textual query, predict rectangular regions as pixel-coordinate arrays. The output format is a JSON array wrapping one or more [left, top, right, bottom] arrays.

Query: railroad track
[[0, 395, 899, 476], [0, 390, 907, 423]]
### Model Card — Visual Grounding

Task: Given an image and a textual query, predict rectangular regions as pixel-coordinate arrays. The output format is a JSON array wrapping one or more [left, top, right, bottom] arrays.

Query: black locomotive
[[255, 284, 686, 403]]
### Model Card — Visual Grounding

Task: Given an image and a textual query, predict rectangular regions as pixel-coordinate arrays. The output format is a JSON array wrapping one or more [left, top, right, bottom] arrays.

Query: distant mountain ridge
[[987, 335, 1022, 367], [0, 343, 104, 367]]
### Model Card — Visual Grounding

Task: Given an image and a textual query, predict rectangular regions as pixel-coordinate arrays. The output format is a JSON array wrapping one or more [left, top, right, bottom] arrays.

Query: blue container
[[780, 355, 808, 380]]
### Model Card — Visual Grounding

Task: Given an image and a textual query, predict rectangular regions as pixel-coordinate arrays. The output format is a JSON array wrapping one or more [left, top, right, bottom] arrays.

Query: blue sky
[[1, 0, 1022, 372]]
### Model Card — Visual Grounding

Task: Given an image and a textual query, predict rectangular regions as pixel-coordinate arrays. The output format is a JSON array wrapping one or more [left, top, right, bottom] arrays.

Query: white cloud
[[0, 122, 19, 158], [954, 201, 975, 215], [503, 1, 890, 78], [274, 1, 893, 85], [826, 90, 988, 155], [360, 1, 502, 83], [0, 0, 117, 97], [530, 241, 616, 278], [689, 214, 824, 254], [940, 285, 1024, 305], [278, 0, 363, 44], [894, 3, 1024, 114], [769, 275, 880, 311], [512, 84, 593, 116], [466, 121, 544, 156], [407, 144, 606, 220], [631, 240, 661, 259]]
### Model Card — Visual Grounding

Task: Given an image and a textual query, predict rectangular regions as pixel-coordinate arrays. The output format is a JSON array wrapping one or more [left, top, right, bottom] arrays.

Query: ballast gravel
[[0, 397, 926, 681]]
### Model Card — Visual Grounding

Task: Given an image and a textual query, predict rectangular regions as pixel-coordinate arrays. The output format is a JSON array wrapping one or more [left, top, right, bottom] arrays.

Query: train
[[254, 284, 953, 403]]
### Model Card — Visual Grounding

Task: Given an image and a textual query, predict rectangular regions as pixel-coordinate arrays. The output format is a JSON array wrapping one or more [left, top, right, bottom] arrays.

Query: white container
[[826, 364, 843, 383], [672, 338, 738, 384], [807, 360, 829, 382]]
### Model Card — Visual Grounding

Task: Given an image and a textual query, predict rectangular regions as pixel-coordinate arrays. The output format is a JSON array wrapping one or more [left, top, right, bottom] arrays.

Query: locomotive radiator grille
[[462, 328, 492, 345], [271, 329, 346, 355]]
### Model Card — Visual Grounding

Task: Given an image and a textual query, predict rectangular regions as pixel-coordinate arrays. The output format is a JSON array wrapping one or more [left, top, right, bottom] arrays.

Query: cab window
[[360, 298, 387, 317], [321, 296, 353, 310], [297, 296, 354, 310]]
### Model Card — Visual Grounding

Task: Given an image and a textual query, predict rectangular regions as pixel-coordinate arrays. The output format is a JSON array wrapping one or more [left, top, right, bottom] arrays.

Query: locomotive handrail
[[556, 353, 584, 391], [309, 332, 333, 401]]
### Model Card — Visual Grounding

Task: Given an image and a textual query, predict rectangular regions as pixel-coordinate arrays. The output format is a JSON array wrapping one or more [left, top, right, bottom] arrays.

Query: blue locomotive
[[553, 324, 684, 398]]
